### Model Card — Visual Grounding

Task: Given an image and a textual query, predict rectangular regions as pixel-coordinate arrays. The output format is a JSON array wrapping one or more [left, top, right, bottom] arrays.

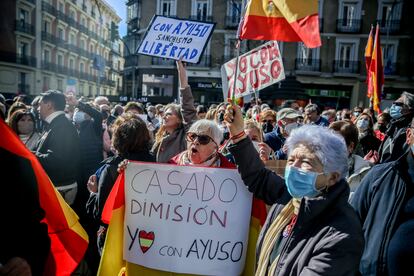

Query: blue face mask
[[390, 104, 403, 119], [357, 119, 369, 130], [284, 166, 323, 198]]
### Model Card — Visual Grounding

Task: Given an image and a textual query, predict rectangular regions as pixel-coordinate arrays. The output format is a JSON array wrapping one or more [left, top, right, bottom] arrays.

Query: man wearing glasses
[[378, 91, 414, 163]]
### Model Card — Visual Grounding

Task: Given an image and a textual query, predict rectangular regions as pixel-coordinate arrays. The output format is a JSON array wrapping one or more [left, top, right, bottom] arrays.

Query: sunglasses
[[262, 120, 275, 124], [186, 133, 214, 145]]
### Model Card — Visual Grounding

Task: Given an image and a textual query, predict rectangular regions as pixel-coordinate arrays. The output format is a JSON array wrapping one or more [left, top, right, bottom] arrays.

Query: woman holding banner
[[151, 60, 197, 163], [224, 104, 363, 276], [169, 118, 267, 276]]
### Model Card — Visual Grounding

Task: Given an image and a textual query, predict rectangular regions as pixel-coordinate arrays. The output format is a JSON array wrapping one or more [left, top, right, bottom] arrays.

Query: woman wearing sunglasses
[[223, 104, 363, 276], [152, 60, 197, 163]]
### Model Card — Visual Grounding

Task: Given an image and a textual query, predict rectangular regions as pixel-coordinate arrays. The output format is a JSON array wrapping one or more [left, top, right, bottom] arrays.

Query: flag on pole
[[367, 24, 384, 113], [365, 25, 374, 89], [239, 0, 321, 48], [98, 172, 267, 276], [0, 120, 89, 276]]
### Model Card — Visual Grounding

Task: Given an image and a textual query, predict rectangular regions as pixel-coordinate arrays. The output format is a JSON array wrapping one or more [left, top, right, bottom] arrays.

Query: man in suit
[[34, 90, 80, 205]]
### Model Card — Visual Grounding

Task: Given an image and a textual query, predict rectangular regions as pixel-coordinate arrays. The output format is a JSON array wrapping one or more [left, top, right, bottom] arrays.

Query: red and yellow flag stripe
[[240, 0, 321, 48], [0, 120, 88, 276]]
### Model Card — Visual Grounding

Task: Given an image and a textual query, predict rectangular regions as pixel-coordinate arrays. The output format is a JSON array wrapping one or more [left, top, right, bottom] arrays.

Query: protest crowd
[[1, 59, 414, 276]]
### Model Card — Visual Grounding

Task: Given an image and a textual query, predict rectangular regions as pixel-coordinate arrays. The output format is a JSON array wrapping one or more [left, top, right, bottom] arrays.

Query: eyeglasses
[[186, 133, 214, 145]]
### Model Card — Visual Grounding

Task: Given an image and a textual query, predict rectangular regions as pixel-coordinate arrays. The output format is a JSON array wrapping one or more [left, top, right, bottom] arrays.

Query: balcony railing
[[333, 60, 360, 74], [0, 51, 36, 67], [41, 31, 55, 44], [151, 57, 175, 66], [57, 10, 68, 22], [188, 55, 211, 67], [15, 20, 35, 36], [225, 16, 241, 29], [295, 58, 321, 72], [336, 19, 362, 33], [41, 1, 57, 16], [189, 15, 214, 22], [18, 84, 30, 94], [377, 19, 401, 34], [41, 61, 56, 71]]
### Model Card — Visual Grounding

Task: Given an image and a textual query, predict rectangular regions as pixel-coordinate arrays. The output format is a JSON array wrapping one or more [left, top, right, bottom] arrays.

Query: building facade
[[124, 0, 413, 108], [0, 0, 124, 100]]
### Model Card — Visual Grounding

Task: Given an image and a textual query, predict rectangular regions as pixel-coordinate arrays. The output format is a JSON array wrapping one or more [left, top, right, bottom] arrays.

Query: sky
[[104, 0, 127, 37]]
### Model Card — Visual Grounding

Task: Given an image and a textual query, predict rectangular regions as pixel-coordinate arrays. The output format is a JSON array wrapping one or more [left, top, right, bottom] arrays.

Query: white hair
[[188, 119, 223, 146], [285, 125, 348, 179]]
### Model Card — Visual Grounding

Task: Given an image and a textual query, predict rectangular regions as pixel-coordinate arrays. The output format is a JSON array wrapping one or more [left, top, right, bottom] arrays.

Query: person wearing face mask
[[8, 109, 41, 151], [224, 104, 363, 276], [355, 113, 381, 156], [374, 112, 391, 141], [168, 119, 268, 276], [378, 91, 414, 163], [351, 107, 363, 123], [264, 108, 302, 160], [329, 120, 372, 194], [351, 117, 414, 276], [259, 109, 277, 134]]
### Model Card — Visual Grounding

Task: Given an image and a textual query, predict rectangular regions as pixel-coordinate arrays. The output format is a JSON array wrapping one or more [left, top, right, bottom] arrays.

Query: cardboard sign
[[137, 15, 215, 64], [124, 162, 253, 275], [221, 41, 285, 99]]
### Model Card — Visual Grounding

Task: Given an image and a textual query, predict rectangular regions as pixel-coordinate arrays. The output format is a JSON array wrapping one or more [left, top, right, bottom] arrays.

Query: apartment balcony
[[295, 58, 321, 72], [66, 17, 79, 29], [333, 60, 360, 74], [41, 31, 56, 44], [18, 84, 30, 94], [377, 19, 401, 34], [41, 61, 56, 71], [189, 15, 214, 22], [41, 1, 57, 16], [22, 0, 36, 5], [336, 19, 362, 33], [82, 4, 87, 12], [188, 55, 211, 67], [56, 64, 67, 74], [91, 11, 96, 18], [0, 52, 36, 67], [225, 16, 241, 29], [56, 10, 68, 22], [15, 20, 35, 36], [151, 57, 175, 66]]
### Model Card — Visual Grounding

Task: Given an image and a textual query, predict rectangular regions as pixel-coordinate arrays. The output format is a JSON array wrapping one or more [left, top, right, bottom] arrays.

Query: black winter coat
[[228, 137, 364, 276], [351, 152, 413, 276], [34, 113, 80, 187]]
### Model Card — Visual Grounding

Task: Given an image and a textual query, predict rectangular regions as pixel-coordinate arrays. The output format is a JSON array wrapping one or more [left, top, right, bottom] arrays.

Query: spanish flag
[[367, 24, 384, 113], [98, 172, 267, 276], [364, 25, 374, 79], [0, 120, 89, 276], [240, 0, 321, 48]]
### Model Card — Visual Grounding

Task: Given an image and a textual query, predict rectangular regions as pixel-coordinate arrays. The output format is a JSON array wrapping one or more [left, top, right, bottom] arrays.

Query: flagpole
[[230, 40, 241, 104]]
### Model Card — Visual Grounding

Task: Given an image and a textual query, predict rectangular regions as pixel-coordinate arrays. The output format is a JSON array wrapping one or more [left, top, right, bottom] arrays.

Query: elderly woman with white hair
[[224, 104, 363, 276], [169, 119, 231, 167]]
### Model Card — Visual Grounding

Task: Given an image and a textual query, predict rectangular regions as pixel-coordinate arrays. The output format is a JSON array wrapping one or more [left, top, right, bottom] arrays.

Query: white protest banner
[[137, 15, 215, 64], [124, 162, 253, 275], [221, 41, 285, 100]]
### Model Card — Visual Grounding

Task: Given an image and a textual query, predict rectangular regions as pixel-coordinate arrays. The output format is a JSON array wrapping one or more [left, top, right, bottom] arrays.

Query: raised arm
[[177, 60, 197, 126], [225, 104, 290, 205]]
